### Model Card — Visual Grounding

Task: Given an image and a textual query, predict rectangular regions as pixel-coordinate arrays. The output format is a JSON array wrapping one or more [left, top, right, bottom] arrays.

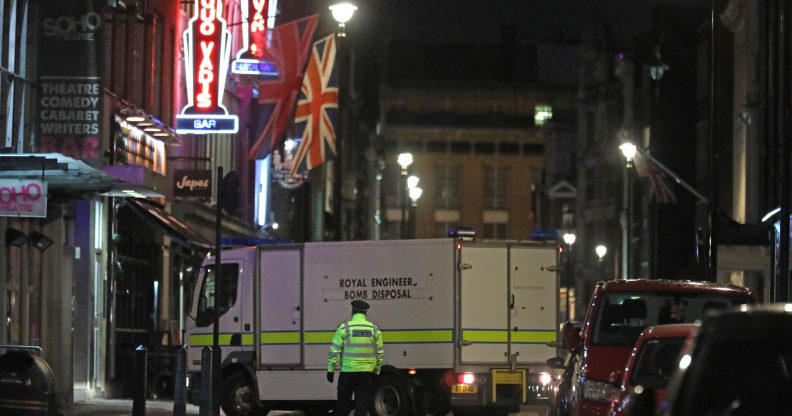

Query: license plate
[[451, 384, 477, 394]]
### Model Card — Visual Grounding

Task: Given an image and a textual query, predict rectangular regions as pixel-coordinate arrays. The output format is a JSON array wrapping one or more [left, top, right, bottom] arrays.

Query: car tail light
[[457, 373, 476, 384]]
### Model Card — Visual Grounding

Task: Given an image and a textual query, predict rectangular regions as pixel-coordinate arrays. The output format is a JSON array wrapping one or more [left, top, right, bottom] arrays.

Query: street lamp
[[619, 141, 637, 279], [562, 232, 576, 321], [408, 186, 423, 239], [329, 1, 357, 37], [329, 1, 356, 241], [619, 142, 637, 166], [595, 244, 607, 280], [398, 153, 414, 239]]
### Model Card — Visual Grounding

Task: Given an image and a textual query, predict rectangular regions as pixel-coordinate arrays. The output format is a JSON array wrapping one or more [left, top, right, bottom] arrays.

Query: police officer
[[327, 300, 384, 416]]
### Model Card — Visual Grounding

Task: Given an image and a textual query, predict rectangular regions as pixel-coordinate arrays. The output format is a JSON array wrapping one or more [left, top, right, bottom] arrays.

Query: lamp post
[[408, 185, 423, 239], [397, 153, 413, 239], [329, 1, 357, 38], [562, 232, 576, 321], [619, 142, 636, 279], [329, 1, 356, 241], [595, 244, 607, 280]]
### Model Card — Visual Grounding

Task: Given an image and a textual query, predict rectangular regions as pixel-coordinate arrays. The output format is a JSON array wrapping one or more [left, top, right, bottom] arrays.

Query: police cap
[[351, 300, 370, 312]]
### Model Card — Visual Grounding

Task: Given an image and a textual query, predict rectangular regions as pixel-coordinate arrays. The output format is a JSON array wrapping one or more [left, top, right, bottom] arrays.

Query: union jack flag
[[634, 153, 677, 204], [247, 14, 318, 161], [290, 34, 339, 176]]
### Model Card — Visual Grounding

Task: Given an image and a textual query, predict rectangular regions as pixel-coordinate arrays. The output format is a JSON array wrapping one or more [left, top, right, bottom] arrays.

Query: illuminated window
[[535, 105, 553, 126]]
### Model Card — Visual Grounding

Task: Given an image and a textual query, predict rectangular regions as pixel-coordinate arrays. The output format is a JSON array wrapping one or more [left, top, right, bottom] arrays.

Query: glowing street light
[[619, 142, 637, 166], [329, 1, 357, 37], [595, 244, 607, 262]]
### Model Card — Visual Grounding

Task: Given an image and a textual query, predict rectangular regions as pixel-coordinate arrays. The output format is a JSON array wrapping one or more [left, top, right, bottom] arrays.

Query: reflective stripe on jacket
[[327, 313, 384, 374]]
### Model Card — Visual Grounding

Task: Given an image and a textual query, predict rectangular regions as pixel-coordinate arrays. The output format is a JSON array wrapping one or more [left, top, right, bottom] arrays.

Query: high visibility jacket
[[327, 313, 384, 374]]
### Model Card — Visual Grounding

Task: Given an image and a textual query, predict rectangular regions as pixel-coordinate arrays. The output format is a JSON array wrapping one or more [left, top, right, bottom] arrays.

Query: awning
[[0, 153, 127, 192], [126, 199, 213, 250]]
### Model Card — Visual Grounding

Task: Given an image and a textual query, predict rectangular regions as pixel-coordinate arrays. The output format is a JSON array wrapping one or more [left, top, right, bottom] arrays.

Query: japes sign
[[173, 169, 212, 198], [176, 0, 239, 134], [0, 180, 48, 218]]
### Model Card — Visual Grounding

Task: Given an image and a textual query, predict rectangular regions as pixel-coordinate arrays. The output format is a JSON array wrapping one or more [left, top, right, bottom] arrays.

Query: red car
[[558, 279, 756, 416], [607, 324, 697, 416]]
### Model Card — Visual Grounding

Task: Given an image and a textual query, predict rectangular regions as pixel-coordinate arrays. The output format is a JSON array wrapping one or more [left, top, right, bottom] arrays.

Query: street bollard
[[173, 345, 187, 416], [199, 346, 213, 416], [132, 345, 148, 416]]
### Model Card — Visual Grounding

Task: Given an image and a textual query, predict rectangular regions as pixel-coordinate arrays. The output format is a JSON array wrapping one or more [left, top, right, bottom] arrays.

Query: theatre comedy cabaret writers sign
[[36, 0, 104, 167]]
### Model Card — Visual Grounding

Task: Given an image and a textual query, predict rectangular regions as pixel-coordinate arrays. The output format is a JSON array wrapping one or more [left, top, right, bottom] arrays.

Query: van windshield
[[591, 292, 749, 346]]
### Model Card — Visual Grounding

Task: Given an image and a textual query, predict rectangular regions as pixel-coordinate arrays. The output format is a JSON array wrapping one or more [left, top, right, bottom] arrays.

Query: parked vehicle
[[546, 322, 582, 416], [549, 279, 756, 416], [184, 238, 559, 416], [607, 323, 696, 416], [662, 303, 792, 416]]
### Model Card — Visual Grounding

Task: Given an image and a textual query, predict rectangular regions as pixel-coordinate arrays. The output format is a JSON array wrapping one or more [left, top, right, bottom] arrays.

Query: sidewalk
[[58, 399, 305, 416], [58, 399, 200, 416]]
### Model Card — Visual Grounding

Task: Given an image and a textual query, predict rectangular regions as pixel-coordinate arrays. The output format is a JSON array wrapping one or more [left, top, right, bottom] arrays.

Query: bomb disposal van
[[185, 237, 559, 416]]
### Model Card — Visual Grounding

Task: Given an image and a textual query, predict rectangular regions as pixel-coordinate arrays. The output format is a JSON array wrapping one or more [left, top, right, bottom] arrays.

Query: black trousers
[[335, 371, 373, 416]]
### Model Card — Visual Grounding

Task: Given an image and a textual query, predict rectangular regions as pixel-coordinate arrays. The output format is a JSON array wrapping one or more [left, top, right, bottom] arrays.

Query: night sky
[[379, 0, 670, 45]]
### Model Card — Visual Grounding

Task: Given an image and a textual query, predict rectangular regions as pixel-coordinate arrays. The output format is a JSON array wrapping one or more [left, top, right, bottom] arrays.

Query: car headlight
[[582, 379, 618, 403]]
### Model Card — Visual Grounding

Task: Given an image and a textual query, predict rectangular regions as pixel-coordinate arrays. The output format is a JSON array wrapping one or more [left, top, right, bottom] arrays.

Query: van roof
[[595, 279, 755, 298]]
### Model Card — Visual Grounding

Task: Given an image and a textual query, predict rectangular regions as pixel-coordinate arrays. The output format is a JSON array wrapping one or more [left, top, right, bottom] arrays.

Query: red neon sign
[[192, 0, 222, 111], [177, 0, 238, 134], [249, 0, 268, 59], [232, 0, 279, 75]]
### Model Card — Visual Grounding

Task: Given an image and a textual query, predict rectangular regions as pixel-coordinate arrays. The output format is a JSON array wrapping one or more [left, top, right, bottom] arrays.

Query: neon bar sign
[[176, 0, 239, 134], [231, 0, 280, 77]]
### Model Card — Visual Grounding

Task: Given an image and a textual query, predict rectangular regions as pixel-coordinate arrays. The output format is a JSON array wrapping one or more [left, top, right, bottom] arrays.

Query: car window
[[629, 337, 685, 388], [591, 293, 749, 346]]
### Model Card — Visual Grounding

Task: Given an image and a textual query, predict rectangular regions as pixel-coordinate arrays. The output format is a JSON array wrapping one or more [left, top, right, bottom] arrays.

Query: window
[[450, 142, 471, 154], [194, 263, 240, 327], [435, 164, 460, 209], [591, 292, 751, 346], [534, 105, 553, 125], [474, 142, 495, 154], [483, 223, 507, 239], [522, 143, 545, 155], [499, 143, 520, 155], [484, 166, 508, 210]]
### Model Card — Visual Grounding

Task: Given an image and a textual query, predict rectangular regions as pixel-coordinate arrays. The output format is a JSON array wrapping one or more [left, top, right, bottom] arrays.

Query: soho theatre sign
[[0, 180, 48, 218], [36, 0, 104, 167], [176, 0, 239, 134]]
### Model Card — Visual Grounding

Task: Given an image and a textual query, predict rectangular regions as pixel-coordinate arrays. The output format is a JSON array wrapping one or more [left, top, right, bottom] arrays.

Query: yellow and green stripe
[[462, 329, 556, 344], [190, 328, 456, 347]]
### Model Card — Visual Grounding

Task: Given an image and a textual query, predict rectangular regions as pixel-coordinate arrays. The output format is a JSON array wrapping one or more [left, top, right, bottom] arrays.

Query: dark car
[[661, 303, 792, 416], [549, 279, 756, 416], [607, 323, 696, 416]]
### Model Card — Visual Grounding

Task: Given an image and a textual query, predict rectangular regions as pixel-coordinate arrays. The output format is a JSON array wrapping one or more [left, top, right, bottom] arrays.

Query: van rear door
[[459, 243, 558, 365], [509, 245, 558, 364], [459, 244, 510, 364]]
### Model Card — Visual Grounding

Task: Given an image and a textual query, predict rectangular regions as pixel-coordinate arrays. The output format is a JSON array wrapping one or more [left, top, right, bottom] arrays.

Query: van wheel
[[371, 374, 412, 416], [221, 371, 267, 416]]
